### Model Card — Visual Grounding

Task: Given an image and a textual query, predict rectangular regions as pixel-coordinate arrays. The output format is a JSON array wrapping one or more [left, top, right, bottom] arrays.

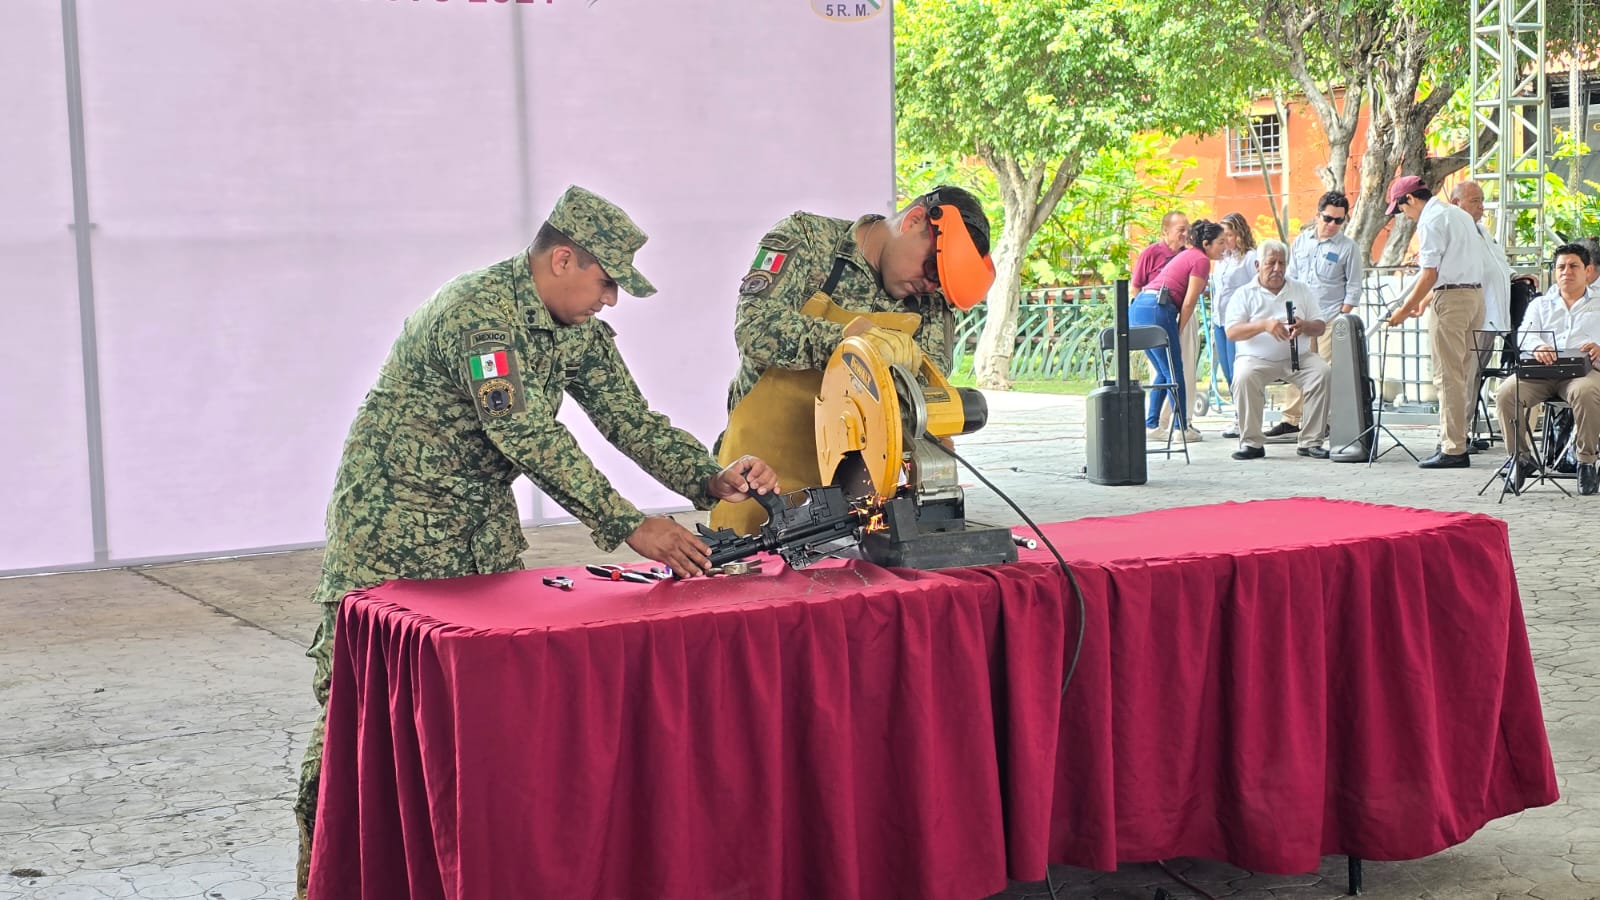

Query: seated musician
[[1496, 242, 1600, 495], [1223, 239, 1331, 460]]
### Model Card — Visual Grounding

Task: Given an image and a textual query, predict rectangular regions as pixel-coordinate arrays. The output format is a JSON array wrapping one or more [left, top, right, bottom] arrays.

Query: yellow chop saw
[[696, 336, 1018, 571]]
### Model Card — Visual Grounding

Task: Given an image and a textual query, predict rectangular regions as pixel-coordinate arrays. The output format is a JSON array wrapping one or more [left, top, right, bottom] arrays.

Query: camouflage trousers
[[294, 601, 339, 900]]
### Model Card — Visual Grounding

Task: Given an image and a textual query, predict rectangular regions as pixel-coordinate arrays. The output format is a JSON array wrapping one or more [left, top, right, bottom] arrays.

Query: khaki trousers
[[1280, 329, 1337, 426], [1495, 369, 1600, 464], [1158, 311, 1200, 429], [1426, 287, 1486, 455], [1236, 353, 1330, 450]]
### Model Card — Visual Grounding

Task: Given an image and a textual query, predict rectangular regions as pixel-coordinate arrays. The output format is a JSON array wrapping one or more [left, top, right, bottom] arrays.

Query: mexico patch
[[739, 271, 773, 296], [466, 329, 511, 348], [476, 378, 517, 417], [751, 248, 787, 274], [469, 349, 510, 380]]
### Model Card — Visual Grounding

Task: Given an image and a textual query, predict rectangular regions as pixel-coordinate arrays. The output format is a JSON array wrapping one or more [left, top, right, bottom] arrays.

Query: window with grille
[[1227, 115, 1284, 175]]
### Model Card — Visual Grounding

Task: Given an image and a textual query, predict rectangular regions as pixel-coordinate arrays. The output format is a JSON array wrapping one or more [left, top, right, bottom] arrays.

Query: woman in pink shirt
[[1130, 219, 1226, 434]]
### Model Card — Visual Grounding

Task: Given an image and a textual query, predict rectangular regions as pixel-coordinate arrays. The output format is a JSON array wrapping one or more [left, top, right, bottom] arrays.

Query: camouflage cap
[[546, 185, 657, 297]]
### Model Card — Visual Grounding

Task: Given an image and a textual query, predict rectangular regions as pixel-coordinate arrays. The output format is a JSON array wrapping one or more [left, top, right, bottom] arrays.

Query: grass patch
[[948, 359, 1225, 398], [948, 361, 1098, 395]]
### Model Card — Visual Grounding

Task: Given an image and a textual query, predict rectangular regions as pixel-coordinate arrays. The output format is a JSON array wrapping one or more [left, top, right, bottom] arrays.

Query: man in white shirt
[[1497, 243, 1600, 495], [1225, 239, 1330, 460], [1450, 181, 1514, 332], [1273, 191, 1363, 441], [1386, 174, 1486, 468], [1451, 179, 1527, 448]]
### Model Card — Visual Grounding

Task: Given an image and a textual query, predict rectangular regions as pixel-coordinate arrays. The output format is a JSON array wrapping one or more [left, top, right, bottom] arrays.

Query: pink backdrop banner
[[523, 0, 894, 521], [0, 0, 891, 572], [0, 2, 95, 572]]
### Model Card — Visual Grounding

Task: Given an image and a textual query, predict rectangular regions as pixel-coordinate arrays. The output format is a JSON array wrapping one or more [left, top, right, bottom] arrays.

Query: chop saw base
[[860, 496, 1018, 569]]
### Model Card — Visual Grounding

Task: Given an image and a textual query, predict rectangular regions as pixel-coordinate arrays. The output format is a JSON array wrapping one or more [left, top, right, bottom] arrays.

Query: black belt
[[1436, 283, 1482, 291]]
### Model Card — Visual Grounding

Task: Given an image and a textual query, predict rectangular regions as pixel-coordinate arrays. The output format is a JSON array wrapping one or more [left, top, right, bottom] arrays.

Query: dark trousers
[[1130, 294, 1186, 429]]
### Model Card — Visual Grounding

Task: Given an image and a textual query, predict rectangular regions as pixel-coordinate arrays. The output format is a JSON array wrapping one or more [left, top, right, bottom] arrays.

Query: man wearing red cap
[[1386, 174, 1486, 468]]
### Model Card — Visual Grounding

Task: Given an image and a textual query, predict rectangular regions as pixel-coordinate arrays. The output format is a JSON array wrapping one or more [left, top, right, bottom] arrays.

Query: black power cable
[[923, 436, 1089, 900], [926, 436, 1087, 698], [1157, 860, 1222, 900]]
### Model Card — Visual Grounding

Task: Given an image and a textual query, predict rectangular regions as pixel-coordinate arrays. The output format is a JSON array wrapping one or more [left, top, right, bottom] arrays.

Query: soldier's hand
[[626, 517, 712, 577], [709, 455, 779, 502], [860, 327, 922, 369]]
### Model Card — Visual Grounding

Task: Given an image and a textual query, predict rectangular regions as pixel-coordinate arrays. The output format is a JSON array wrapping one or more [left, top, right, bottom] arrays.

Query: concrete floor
[[2, 391, 1596, 900]]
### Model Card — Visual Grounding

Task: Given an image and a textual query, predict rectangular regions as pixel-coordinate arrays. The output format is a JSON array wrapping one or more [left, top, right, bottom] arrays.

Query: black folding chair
[[1098, 325, 1190, 464]]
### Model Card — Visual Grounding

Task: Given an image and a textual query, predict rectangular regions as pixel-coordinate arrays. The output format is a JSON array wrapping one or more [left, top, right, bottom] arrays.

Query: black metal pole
[[1115, 279, 1131, 387]]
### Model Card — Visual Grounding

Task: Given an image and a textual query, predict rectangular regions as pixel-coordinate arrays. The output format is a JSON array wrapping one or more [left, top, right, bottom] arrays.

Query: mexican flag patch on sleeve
[[751, 248, 787, 274], [469, 349, 509, 380]]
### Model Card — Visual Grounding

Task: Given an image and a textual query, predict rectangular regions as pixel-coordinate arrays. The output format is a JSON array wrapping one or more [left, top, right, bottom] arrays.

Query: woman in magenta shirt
[[1130, 219, 1226, 432]]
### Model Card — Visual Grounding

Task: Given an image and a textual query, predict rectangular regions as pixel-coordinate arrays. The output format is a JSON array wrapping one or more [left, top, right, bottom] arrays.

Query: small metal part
[[703, 561, 764, 577], [1011, 534, 1037, 550], [585, 564, 656, 584], [542, 576, 574, 591]]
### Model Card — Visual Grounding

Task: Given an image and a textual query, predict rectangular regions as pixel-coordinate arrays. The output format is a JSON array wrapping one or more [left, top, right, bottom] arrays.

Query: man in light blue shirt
[[1271, 191, 1363, 441]]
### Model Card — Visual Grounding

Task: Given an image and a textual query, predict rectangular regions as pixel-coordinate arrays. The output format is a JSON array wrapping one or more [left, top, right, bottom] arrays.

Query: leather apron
[[710, 235, 920, 535]]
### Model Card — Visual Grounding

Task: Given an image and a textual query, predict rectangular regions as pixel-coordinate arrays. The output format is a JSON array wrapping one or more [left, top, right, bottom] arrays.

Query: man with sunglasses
[[711, 186, 996, 535], [1271, 191, 1363, 442]]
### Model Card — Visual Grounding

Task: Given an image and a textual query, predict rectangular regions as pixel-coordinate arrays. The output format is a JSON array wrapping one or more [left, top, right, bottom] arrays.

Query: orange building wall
[[1163, 93, 1370, 242]]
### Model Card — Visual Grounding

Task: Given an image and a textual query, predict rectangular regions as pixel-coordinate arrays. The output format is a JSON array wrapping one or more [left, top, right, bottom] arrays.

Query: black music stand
[[1469, 329, 1511, 451], [1479, 330, 1572, 501], [1330, 312, 1418, 465]]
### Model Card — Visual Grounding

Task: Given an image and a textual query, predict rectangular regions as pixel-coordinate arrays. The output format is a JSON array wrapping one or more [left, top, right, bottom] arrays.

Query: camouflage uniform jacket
[[314, 249, 722, 603], [724, 212, 956, 412]]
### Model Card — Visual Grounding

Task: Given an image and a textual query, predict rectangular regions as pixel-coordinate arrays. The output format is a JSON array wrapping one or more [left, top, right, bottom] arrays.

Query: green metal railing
[[952, 285, 1116, 381]]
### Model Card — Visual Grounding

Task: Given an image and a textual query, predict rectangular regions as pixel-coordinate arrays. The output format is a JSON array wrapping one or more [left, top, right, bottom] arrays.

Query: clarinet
[[1285, 300, 1300, 372]]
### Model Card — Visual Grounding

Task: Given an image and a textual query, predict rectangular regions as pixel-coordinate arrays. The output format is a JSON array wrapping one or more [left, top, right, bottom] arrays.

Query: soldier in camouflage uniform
[[710, 185, 995, 535], [294, 185, 778, 897]]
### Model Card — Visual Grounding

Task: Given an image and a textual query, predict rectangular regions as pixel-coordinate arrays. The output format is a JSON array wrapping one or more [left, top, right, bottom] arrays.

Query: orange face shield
[[927, 204, 996, 310]]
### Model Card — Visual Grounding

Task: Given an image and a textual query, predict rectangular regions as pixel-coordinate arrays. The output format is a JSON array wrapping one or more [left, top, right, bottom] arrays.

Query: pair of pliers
[[584, 564, 660, 584]]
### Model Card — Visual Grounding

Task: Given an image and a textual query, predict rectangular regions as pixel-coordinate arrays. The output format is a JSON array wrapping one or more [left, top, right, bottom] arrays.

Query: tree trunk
[[973, 197, 1029, 390], [1321, 136, 1352, 195], [970, 150, 1081, 390], [1263, 1, 1377, 198], [1357, 16, 1462, 268], [1348, 86, 1397, 264]]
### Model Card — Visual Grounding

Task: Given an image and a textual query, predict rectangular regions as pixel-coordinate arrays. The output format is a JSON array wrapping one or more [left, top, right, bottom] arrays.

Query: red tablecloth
[[308, 498, 1558, 900]]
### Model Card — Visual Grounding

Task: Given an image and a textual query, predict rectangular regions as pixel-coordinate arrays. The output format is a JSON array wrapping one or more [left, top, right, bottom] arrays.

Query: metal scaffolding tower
[[1470, 0, 1549, 271]]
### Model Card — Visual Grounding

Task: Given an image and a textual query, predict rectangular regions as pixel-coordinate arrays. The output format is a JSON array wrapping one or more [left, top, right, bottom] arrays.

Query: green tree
[[1257, 0, 1597, 264], [896, 0, 1263, 389], [897, 134, 1203, 292]]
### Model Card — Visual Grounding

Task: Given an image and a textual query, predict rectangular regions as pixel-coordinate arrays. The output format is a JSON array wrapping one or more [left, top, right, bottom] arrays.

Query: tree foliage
[[896, 0, 1600, 388], [896, 0, 1264, 388]]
